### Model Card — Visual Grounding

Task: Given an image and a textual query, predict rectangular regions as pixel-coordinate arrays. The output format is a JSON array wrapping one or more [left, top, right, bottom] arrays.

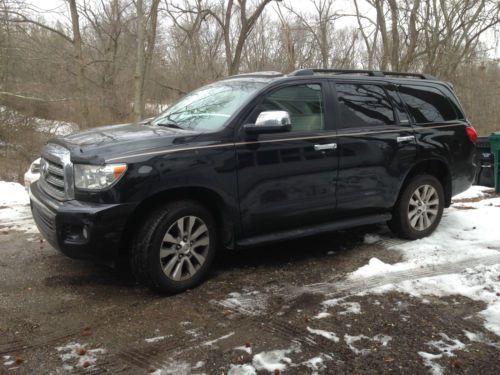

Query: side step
[[237, 213, 391, 248]]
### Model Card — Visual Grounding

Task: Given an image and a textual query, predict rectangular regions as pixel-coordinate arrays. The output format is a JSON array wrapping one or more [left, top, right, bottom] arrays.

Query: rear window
[[336, 84, 395, 128], [398, 85, 457, 124]]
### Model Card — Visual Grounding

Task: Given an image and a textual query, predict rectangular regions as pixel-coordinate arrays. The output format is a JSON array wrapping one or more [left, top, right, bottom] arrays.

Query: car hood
[[46, 122, 200, 164]]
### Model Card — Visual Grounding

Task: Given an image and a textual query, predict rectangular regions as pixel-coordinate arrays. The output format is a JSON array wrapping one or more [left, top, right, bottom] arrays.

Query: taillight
[[466, 126, 477, 144]]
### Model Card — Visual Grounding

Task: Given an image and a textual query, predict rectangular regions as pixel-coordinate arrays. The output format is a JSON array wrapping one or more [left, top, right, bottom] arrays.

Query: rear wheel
[[130, 200, 217, 293], [388, 174, 444, 240]]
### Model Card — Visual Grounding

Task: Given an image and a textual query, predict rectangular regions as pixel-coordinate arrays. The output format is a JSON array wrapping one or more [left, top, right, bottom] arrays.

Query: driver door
[[235, 82, 339, 237]]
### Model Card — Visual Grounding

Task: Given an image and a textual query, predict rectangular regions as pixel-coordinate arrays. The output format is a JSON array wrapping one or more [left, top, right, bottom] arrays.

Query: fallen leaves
[[451, 359, 462, 369], [81, 326, 92, 337]]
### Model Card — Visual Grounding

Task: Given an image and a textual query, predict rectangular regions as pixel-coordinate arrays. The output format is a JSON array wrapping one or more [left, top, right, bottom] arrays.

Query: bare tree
[[133, 0, 160, 121], [206, 0, 277, 75], [68, 0, 90, 127]]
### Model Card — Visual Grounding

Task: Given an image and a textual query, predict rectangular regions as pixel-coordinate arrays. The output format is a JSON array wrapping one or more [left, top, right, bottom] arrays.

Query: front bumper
[[30, 182, 135, 265]]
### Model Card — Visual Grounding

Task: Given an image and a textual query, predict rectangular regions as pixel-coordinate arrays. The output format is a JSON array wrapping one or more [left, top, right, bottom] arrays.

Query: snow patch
[[452, 186, 492, 200], [228, 364, 257, 375], [202, 331, 234, 346], [0, 181, 37, 234], [56, 342, 106, 370], [214, 290, 268, 316], [0, 182, 29, 205], [313, 312, 331, 319], [3, 355, 14, 366], [369, 264, 500, 336], [344, 334, 392, 355], [155, 360, 192, 375], [252, 347, 295, 372], [349, 188, 500, 336], [418, 333, 466, 375], [364, 233, 381, 244], [145, 335, 171, 343], [316, 297, 361, 317], [235, 345, 252, 355], [307, 327, 339, 342]]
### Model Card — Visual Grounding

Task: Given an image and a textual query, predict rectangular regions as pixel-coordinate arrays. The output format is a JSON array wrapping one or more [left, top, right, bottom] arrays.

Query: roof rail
[[225, 71, 283, 80], [288, 68, 436, 80]]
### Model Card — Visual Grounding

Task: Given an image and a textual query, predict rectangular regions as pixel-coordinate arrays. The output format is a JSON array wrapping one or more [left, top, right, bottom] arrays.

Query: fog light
[[82, 226, 89, 240], [63, 225, 88, 243]]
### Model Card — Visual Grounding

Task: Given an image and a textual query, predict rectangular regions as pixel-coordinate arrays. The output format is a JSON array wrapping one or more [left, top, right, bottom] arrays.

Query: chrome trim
[[397, 135, 415, 143], [40, 143, 74, 200], [105, 123, 466, 163], [314, 143, 337, 151]]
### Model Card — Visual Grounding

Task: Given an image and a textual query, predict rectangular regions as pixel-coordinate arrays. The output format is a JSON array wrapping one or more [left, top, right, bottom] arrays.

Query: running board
[[237, 213, 392, 248]]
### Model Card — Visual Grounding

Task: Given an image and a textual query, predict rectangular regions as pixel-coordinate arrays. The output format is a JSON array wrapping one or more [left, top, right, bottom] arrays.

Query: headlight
[[74, 163, 127, 190]]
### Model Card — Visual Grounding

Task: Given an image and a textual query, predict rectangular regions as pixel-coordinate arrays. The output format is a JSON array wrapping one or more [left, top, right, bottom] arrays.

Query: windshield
[[151, 81, 266, 131]]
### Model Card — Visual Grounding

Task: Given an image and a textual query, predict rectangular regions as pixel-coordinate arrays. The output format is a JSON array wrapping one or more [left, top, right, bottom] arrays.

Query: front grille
[[39, 143, 73, 201], [39, 158, 66, 200]]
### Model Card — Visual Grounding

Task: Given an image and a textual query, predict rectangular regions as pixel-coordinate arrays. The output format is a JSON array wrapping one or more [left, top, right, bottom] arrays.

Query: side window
[[398, 85, 457, 124], [257, 84, 325, 132], [336, 84, 395, 128]]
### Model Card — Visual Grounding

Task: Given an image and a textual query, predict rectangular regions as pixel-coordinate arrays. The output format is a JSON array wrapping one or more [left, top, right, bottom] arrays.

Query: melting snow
[[349, 187, 500, 336], [214, 290, 268, 316], [452, 185, 491, 200], [3, 355, 14, 366], [201, 331, 234, 346], [307, 327, 339, 342], [228, 364, 257, 375], [0, 182, 37, 234], [344, 334, 392, 355], [56, 342, 106, 370], [364, 233, 381, 244], [235, 345, 252, 355], [418, 333, 467, 375], [145, 335, 171, 343], [315, 297, 362, 317], [252, 348, 294, 372]]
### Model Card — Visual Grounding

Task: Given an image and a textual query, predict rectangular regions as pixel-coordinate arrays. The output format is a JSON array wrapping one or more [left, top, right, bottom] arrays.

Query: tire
[[388, 174, 444, 240], [130, 200, 217, 293]]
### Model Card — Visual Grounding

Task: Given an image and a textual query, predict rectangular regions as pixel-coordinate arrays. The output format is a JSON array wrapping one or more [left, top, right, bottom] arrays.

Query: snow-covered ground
[[0, 181, 37, 234], [347, 186, 500, 339], [218, 186, 500, 375]]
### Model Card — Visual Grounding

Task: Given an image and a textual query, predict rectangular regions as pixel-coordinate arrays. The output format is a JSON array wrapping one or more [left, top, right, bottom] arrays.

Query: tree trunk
[[133, 0, 145, 122], [68, 0, 90, 128]]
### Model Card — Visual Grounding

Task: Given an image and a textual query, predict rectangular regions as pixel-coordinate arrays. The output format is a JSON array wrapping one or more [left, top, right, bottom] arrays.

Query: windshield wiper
[[156, 122, 183, 129]]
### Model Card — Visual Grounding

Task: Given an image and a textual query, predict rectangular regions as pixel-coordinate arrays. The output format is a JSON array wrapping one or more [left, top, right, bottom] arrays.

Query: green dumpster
[[490, 132, 500, 193]]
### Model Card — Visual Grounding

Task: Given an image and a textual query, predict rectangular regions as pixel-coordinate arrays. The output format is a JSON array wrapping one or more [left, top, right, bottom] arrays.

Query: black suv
[[30, 69, 477, 293]]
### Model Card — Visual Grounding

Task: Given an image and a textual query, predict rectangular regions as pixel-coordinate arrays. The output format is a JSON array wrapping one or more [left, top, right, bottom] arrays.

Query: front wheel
[[388, 174, 445, 240], [130, 200, 217, 293]]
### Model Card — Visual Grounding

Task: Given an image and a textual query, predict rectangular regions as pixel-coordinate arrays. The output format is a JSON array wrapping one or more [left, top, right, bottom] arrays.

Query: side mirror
[[244, 111, 292, 134]]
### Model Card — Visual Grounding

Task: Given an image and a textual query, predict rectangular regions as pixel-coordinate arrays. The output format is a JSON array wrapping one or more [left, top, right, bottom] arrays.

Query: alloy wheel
[[407, 184, 440, 231], [159, 216, 210, 281]]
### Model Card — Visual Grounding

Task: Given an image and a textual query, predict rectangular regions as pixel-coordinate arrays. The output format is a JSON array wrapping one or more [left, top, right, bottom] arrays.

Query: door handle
[[397, 135, 415, 143], [314, 143, 337, 151]]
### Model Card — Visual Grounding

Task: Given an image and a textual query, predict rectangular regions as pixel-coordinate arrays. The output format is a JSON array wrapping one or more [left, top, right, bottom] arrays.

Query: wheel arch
[[118, 186, 236, 261], [399, 159, 452, 207]]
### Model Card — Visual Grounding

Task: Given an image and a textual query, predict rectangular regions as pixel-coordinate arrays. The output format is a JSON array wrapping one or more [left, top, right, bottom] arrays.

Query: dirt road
[[0, 199, 499, 374]]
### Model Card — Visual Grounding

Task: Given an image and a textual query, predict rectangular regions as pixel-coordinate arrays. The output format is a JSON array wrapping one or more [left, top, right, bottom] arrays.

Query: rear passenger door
[[332, 81, 417, 218]]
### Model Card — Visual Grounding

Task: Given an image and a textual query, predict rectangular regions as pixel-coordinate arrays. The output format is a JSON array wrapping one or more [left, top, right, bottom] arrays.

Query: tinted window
[[336, 84, 395, 128], [399, 85, 457, 124], [258, 84, 324, 132]]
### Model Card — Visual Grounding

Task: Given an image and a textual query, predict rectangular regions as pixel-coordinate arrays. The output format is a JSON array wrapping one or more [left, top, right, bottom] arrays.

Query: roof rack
[[225, 71, 284, 80], [289, 68, 436, 80]]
